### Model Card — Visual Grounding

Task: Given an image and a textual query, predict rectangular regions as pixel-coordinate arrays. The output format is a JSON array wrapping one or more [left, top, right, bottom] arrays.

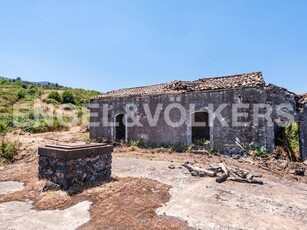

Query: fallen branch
[[182, 163, 216, 177], [182, 162, 264, 185], [231, 167, 250, 179], [216, 163, 230, 183], [229, 178, 263, 185]]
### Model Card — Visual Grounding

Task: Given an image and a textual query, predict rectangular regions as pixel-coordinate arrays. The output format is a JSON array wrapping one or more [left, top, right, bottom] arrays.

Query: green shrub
[[275, 123, 300, 161], [0, 138, 20, 163], [172, 143, 188, 153], [0, 80, 10, 85], [255, 146, 269, 158], [47, 90, 62, 103], [62, 90, 75, 104], [17, 89, 26, 99], [0, 120, 8, 134], [19, 117, 68, 133], [0, 115, 14, 128], [129, 140, 143, 148], [27, 85, 38, 95], [15, 79, 23, 88], [285, 123, 300, 155]]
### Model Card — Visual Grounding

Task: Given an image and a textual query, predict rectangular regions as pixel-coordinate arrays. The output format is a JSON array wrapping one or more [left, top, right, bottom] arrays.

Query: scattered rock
[[0, 166, 4, 171], [229, 148, 239, 155], [168, 164, 175, 169], [43, 181, 61, 192], [191, 171, 198, 176], [232, 154, 240, 160], [19, 131, 25, 135], [279, 161, 288, 170], [290, 169, 305, 176], [303, 160, 307, 166]]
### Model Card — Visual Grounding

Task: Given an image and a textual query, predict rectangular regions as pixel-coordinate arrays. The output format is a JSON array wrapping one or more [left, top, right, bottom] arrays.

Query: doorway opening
[[191, 111, 210, 143], [115, 114, 126, 141]]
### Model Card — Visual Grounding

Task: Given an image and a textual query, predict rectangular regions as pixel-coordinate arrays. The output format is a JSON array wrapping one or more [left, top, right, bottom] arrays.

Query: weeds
[[0, 137, 20, 163], [244, 144, 270, 158], [255, 146, 269, 158], [117, 139, 197, 153], [129, 140, 143, 148]]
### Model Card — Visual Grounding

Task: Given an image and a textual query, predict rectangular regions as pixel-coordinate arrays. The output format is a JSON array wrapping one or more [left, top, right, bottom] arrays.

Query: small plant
[[244, 143, 270, 158], [129, 139, 144, 148], [172, 143, 188, 153], [0, 138, 20, 163], [130, 140, 139, 147], [255, 146, 269, 158], [119, 139, 127, 146], [0, 120, 8, 134], [188, 143, 196, 152]]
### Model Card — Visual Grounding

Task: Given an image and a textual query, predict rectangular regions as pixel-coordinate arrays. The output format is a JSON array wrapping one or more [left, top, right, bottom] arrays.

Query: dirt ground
[[0, 128, 307, 229]]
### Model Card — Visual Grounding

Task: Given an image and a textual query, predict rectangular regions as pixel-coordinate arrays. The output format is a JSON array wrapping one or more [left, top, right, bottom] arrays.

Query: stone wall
[[300, 106, 307, 160], [264, 84, 299, 152], [90, 85, 303, 157], [91, 87, 270, 152], [38, 145, 113, 194]]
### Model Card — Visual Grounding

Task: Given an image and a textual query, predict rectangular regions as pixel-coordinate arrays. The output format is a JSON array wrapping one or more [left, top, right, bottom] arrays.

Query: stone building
[[90, 72, 306, 159]]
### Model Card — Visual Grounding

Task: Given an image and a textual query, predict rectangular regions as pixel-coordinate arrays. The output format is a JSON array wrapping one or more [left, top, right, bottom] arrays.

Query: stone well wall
[[38, 143, 113, 193]]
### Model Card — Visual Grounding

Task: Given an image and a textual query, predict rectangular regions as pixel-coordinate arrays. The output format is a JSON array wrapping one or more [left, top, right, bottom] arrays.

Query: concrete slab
[[0, 181, 24, 195], [0, 200, 92, 230], [112, 157, 307, 230]]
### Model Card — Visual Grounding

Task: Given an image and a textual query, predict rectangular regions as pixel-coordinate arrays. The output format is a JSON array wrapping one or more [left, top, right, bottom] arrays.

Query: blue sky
[[0, 0, 306, 93]]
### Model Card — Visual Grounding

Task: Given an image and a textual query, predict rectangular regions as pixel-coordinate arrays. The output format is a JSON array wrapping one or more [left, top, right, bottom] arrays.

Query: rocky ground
[[0, 128, 307, 230]]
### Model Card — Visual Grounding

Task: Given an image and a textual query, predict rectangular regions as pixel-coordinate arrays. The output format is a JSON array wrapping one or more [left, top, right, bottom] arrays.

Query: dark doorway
[[115, 114, 126, 141], [192, 112, 210, 142]]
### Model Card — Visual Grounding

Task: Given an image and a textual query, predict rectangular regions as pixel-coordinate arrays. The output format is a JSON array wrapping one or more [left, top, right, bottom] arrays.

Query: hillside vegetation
[[0, 77, 101, 134]]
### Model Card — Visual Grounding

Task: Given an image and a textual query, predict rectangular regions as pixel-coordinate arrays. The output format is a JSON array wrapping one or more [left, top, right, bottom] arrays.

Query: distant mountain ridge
[[0, 76, 62, 87]]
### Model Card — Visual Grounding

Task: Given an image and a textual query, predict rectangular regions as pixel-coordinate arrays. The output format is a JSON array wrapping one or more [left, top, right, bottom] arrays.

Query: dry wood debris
[[182, 162, 263, 185]]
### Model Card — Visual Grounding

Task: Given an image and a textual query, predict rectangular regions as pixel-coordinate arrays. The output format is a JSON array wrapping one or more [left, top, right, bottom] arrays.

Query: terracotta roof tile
[[96, 72, 265, 99]]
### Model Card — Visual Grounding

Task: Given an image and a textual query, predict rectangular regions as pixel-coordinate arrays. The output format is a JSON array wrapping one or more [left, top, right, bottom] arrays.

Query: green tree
[[62, 90, 75, 104], [47, 90, 62, 103], [15, 77, 23, 87]]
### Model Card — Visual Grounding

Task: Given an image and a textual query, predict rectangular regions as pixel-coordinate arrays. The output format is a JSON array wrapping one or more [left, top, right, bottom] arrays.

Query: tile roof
[[299, 93, 307, 105], [96, 72, 265, 99]]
